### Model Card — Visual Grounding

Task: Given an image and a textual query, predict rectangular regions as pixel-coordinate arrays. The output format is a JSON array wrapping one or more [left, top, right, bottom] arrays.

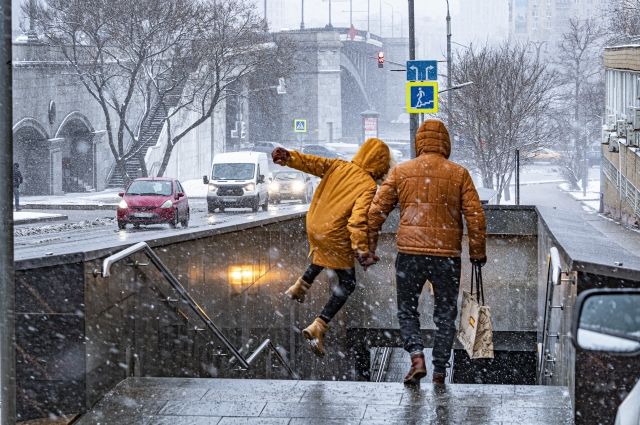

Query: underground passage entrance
[[56, 114, 96, 193], [13, 121, 50, 196]]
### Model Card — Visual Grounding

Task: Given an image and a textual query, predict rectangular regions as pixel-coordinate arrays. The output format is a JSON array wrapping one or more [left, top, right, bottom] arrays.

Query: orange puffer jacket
[[368, 119, 486, 259], [285, 138, 391, 269]]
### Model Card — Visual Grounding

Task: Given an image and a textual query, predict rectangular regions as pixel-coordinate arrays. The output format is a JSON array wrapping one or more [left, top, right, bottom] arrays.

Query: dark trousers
[[302, 264, 356, 324], [396, 253, 461, 373], [14, 187, 20, 210]]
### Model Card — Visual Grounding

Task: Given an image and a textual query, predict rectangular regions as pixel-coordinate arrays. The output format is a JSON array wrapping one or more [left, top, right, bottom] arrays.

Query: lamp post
[[409, 0, 418, 158], [326, 0, 333, 29], [446, 0, 452, 129], [300, 0, 305, 29], [379, 1, 396, 37]]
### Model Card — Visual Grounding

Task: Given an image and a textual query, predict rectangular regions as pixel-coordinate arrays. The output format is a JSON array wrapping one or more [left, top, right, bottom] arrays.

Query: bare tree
[[450, 43, 557, 204], [31, 0, 294, 183], [154, 0, 295, 176], [605, 0, 640, 41], [554, 18, 605, 191]]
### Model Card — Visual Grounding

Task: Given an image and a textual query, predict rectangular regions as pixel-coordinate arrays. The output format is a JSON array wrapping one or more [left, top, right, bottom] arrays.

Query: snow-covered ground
[[14, 217, 116, 237], [558, 180, 600, 212], [21, 190, 122, 206], [13, 211, 66, 224]]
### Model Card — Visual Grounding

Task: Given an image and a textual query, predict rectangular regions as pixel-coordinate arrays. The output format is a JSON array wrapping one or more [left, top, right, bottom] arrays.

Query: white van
[[203, 152, 270, 213]]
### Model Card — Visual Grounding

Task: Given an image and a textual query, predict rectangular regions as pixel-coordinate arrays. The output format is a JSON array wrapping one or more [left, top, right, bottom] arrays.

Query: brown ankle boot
[[302, 318, 329, 357], [285, 277, 311, 303], [432, 371, 446, 385], [403, 352, 427, 385]]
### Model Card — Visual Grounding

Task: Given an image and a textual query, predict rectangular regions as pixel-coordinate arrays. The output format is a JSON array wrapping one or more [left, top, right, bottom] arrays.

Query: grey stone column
[[47, 138, 63, 195]]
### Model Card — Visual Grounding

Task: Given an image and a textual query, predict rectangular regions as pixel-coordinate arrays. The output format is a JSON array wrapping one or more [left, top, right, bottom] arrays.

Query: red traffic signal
[[377, 51, 384, 68]]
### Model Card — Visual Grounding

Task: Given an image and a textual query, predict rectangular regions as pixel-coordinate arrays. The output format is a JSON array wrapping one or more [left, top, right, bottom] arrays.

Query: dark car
[[301, 144, 344, 159], [117, 177, 189, 229], [268, 170, 314, 204]]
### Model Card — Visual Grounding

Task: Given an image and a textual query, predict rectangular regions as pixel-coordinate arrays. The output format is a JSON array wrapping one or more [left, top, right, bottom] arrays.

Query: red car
[[117, 177, 190, 229]]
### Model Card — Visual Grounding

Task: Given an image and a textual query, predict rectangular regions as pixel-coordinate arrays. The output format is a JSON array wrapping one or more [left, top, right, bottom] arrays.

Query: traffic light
[[377, 51, 384, 68]]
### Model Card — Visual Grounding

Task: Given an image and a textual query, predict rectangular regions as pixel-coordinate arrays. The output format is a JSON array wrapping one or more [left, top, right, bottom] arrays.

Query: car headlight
[[208, 184, 218, 193], [118, 199, 128, 209], [244, 183, 256, 192], [160, 200, 173, 208], [269, 182, 280, 192], [292, 181, 305, 193]]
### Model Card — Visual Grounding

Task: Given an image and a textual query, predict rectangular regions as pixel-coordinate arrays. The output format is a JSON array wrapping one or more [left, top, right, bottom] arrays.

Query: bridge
[[11, 28, 406, 196]]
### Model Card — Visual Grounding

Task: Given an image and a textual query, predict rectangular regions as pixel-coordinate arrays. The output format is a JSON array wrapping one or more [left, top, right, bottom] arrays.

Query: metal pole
[[367, 0, 370, 33], [409, 0, 419, 158], [446, 0, 452, 130], [350, 0, 353, 27], [515, 149, 520, 205], [264, 0, 267, 30], [391, 7, 395, 38], [329, 0, 332, 28], [0, 0, 15, 422], [379, 0, 382, 35], [300, 0, 305, 29]]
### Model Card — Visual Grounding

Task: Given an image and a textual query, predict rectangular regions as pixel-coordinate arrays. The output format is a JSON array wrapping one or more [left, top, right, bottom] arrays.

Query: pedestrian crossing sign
[[406, 81, 438, 114], [294, 119, 307, 133]]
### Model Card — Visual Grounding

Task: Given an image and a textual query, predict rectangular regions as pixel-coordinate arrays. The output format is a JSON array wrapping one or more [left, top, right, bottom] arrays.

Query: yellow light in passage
[[228, 265, 255, 285]]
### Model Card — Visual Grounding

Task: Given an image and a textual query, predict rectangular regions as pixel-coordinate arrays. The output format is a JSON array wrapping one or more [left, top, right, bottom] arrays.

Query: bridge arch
[[340, 53, 371, 141], [55, 112, 96, 192], [13, 118, 51, 196]]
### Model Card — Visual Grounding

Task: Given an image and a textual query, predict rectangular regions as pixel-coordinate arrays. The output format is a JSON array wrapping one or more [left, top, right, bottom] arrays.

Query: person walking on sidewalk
[[368, 119, 487, 385], [13, 162, 23, 211], [272, 138, 391, 357]]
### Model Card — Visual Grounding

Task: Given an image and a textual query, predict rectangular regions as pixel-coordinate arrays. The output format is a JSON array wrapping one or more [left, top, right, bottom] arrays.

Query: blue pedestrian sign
[[406, 60, 438, 81], [406, 82, 438, 114], [293, 119, 307, 133]]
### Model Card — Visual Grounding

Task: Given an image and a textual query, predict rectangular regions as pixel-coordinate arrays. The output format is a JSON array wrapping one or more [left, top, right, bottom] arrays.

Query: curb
[[13, 214, 69, 225]]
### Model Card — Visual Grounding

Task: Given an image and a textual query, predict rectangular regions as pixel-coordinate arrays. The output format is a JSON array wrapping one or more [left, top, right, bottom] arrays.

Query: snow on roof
[[212, 151, 267, 163]]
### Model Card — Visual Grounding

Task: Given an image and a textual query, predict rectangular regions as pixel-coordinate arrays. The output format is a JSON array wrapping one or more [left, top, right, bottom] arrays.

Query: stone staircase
[[107, 82, 186, 188]]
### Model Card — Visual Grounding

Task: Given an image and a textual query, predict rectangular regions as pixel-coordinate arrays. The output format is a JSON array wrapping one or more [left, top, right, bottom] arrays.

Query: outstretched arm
[[348, 187, 377, 255], [272, 148, 336, 178]]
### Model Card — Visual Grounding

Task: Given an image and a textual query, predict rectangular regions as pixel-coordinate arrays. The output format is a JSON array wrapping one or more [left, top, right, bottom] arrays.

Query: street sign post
[[406, 81, 438, 114], [293, 119, 307, 133], [406, 60, 438, 82]]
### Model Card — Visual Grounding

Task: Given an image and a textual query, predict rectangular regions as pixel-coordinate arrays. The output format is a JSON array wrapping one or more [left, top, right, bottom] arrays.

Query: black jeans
[[396, 253, 461, 373], [302, 264, 356, 324], [14, 187, 20, 210]]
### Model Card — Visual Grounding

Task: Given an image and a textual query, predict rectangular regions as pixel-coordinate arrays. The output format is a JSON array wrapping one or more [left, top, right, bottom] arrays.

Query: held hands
[[272, 147, 291, 166], [356, 251, 380, 271], [471, 256, 487, 267]]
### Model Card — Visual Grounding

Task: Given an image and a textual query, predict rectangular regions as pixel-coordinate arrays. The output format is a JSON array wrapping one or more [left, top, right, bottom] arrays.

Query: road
[[14, 199, 309, 262], [14, 164, 611, 261]]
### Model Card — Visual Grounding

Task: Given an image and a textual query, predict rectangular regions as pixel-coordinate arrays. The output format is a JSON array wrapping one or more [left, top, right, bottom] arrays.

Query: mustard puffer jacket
[[368, 119, 486, 259], [285, 138, 391, 269]]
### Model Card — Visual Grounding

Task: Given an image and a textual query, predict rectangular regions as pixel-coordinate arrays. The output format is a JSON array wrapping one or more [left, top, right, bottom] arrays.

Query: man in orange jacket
[[272, 138, 391, 357], [368, 119, 487, 385]]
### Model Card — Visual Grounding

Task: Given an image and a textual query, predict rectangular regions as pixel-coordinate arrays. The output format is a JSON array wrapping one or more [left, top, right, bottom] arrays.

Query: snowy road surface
[[14, 200, 309, 263]]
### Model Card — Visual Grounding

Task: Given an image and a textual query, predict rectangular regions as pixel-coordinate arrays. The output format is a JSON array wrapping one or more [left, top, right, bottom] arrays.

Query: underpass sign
[[406, 81, 438, 114], [294, 119, 307, 133]]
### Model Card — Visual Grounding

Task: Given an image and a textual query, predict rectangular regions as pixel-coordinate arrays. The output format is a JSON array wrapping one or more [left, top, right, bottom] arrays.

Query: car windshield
[[126, 180, 172, 196], [212, 163, 255, 180], [275, 172, 303, 181]]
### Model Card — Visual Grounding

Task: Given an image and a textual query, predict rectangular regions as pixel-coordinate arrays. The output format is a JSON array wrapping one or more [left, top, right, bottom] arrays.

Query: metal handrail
[[371, 347, 392, 382], [102, 241, 298, 379]]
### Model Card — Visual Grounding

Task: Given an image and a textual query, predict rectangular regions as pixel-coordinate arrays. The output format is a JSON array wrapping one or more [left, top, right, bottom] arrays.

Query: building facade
[[601, 44, 640, 226]]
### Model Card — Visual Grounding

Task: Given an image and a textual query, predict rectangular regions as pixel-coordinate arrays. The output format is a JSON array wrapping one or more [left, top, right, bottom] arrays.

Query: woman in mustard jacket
[[272, 138, 391, 357]]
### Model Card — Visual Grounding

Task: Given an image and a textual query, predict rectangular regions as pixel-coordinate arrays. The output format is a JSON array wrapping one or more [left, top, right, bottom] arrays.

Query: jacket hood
[[415, 119, 451, 159], [351, 138, 391, 180]]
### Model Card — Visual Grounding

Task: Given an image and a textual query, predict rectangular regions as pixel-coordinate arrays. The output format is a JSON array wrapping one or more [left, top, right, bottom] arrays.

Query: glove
[[272, 147, 291, 166], [356, 252, 380, 271], [471, 257, 487, 267]]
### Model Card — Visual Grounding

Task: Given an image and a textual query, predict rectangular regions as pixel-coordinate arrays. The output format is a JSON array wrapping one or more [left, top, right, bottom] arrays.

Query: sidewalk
[[13, 211, 68, 225]]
